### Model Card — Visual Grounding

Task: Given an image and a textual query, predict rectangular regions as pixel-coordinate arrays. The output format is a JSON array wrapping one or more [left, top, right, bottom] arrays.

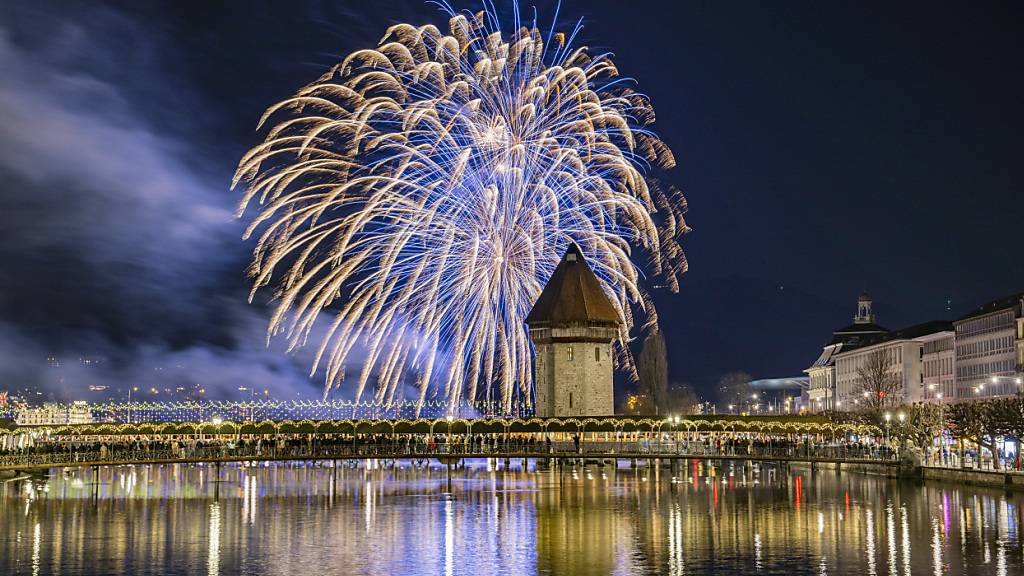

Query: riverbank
[[793, 460, 1024, 491], [920, 465, 1024, 490], [790, 460, 898, 478]]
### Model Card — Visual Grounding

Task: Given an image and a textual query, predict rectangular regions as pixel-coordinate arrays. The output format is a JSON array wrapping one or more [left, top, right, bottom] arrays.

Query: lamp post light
[[127, 386, 139, 424], [985, 375, 1024, 396], [446, 415, 453, 453], [238, 386, 256, 420], [884, 412, 892, 447], [671, 415, 681, 451]]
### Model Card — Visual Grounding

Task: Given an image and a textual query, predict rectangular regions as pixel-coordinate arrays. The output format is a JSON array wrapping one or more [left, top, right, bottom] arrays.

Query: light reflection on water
[[1, 460, 1023, 575]]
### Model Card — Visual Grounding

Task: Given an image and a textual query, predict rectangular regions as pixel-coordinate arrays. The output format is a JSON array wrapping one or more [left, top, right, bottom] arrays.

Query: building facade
[[16, 401, 93, 426], [806, 345, 840, 412], [527, 245, 620, 417], [920, 329, 955, 403], [1017, 315, 1024, 375], [955, 293, 1024, 398], [835, 339, 918, 409], [805, 293, 887, 412], [802, 290, 1023, 410], [833, 322, 950, 409]]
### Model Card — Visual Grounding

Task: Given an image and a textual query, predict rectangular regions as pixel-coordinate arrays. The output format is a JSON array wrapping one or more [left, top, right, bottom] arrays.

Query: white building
[[834, 321, 950, 409], [955, 293, 1024, 398], [920, 329, 955, 403], [806, 293, 888, 412], [527, 245, 620, 417], [16, 401, 94, 426], [1018, 314, 1024, 376]]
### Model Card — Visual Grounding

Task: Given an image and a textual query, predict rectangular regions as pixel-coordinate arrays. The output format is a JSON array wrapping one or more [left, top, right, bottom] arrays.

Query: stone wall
[[921, 466, 1024, 489], [534, 340, 613, 417]]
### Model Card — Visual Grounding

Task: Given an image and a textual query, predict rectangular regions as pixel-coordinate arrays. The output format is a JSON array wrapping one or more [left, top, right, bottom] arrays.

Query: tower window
[[595, 346, 601, 361], [569, 392, 573, 408], [567, 346, 573, 361]]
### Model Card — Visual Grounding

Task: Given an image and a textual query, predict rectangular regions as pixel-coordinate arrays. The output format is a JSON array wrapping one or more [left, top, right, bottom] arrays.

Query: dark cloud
[[0, 6, 324, 400]]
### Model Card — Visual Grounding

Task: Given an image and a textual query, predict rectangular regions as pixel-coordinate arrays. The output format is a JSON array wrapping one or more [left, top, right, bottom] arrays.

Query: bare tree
[[717, 371, 752, 407], [854, 350, 901, 409], [637, 331, 669, 415]]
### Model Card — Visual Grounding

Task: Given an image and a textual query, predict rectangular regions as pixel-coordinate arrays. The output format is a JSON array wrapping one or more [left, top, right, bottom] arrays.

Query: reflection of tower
[[527, 245, 621, 417], [855, 292, 876, 324]]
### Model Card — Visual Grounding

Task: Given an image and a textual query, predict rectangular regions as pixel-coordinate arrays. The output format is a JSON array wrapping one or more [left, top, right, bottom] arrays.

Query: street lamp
[[884, 412, 892, 446], [127, 386, 139, 424], [238, 386, 255, 420]]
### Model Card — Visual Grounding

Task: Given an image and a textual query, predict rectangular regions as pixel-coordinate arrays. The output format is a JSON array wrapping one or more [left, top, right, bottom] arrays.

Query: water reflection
[[1, 460, 1023, 575]]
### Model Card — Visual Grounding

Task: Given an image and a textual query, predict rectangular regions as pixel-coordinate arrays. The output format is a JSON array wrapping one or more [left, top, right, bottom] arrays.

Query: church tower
[[526, 245, 621, 417]]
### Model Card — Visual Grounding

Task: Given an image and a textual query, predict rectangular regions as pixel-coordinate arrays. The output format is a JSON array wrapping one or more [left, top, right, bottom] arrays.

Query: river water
[[1, 459, 1021, 575]]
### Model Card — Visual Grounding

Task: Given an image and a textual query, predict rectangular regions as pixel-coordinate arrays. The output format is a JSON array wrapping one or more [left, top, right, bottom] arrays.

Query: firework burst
[[233, 3, 688, 414]]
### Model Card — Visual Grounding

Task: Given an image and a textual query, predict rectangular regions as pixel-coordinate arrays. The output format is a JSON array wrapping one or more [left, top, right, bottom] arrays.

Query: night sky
[[0, 1, 1021, 401]]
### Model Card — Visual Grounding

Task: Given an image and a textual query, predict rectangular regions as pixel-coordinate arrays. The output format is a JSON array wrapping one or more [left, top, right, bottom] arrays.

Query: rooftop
[[832, 322, 888, 335], [834, 320, 953, 355], [957, 292, 1024, 322], [526, 244, 620, 326]]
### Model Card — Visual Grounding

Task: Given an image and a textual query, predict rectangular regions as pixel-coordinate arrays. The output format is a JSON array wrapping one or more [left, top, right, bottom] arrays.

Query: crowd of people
[[0, 431, 902, 468]]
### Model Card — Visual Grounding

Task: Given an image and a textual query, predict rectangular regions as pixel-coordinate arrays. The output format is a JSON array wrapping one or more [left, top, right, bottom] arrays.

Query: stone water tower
[[526, 245, 621, 417]]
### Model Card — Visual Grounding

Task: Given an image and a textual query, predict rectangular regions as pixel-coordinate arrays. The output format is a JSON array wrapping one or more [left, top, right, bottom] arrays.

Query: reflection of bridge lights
[[207, 502, 221, 576]]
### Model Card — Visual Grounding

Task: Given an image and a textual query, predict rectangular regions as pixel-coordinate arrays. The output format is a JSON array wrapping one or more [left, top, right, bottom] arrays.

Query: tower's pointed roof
[[526, 244, 620, 326]]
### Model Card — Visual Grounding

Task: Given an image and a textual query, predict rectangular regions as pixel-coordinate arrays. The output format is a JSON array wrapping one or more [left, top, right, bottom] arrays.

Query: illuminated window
[[567, 346, 573, 361]]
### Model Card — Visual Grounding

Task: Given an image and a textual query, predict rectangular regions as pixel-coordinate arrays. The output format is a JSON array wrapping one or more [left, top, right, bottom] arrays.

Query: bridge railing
[[0, 440, 896, 469]]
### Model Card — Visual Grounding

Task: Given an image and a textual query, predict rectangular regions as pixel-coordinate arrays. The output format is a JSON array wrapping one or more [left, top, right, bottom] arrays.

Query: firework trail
[[233, 3, 688, 415]]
